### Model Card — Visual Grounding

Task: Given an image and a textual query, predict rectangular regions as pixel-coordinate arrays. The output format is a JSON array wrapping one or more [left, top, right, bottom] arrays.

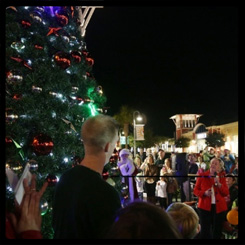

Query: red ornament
[[85, 72, 94, 79], [46, 174, 58, 186], [54, 51, 71, 69], [21, 20, 31, 28], [85, 57, 94, 66], [55, 9, 69, 26], [10, 57, 32, 70], [34, 45, 44, 50], [70, 6, 74, 18], [82, 50, 89, 57], [71, 51, 82, 63], [5, 136, 13, 145], [47, 27, 62, 36], [12, 94, 22, 100], [32, 133, 54, 156]]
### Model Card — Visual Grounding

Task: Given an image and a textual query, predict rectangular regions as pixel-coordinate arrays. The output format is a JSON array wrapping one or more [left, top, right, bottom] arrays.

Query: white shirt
[[135, 172, 144, 193], [155, 180, 167, 198], [197, 162, 207, 170], [211, 186, 216, 204], [171, 155, 176, 171]]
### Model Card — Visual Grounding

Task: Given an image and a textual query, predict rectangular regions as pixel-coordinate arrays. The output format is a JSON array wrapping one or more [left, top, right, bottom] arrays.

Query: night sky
[[84, 5, 238, 138], [85, 6, 238, 138]]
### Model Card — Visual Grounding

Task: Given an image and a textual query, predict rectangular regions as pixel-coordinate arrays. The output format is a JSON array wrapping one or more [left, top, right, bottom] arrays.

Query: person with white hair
[[193, 157, 229, 239], [118, 148, 138, 202]]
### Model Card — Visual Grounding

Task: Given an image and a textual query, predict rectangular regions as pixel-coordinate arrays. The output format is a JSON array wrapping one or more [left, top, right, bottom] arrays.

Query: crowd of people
[[5, 114, 239, 240]]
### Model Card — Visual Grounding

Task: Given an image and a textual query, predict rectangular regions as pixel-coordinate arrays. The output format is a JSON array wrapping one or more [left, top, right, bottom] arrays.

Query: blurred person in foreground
[[105, 201, 182, 239], [166, 202, 201, 239]]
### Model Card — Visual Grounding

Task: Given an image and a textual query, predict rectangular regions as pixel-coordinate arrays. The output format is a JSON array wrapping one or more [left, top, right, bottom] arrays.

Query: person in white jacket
[[155, 177, 168, 209], [135, 171, 144, 200], [117, 149, 138, 202]]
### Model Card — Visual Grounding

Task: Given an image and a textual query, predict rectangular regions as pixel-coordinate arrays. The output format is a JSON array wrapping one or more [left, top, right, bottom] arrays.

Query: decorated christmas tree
[[5, 6, 114, 239]]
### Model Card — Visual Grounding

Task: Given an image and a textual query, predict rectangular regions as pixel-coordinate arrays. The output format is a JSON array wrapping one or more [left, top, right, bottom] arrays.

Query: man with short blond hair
[[53, 115, 121, 239]]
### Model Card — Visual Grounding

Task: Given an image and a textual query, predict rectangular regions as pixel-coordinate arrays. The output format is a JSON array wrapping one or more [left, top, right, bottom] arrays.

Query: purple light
[[49, 6, 55, 17], [44, 6, 61, 17]]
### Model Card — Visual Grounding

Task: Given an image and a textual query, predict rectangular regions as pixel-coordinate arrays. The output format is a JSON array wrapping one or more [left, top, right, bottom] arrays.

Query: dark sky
[[85, 6, 238, 138]]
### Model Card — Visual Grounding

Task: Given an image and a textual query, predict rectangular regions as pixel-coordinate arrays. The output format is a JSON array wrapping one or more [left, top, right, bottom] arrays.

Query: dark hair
[[105, 201, 182, 239], [226, 173, 236, 182]]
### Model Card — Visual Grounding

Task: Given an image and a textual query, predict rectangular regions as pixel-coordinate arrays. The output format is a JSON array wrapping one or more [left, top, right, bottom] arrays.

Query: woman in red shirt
[[194, 157, 229, 239]]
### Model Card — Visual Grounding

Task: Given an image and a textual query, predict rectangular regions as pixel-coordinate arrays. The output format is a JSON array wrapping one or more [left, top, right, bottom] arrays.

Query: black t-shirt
[[52, 165, 121, 239]]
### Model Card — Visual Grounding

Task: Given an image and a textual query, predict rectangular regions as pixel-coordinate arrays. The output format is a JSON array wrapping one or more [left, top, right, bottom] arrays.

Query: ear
[[196, 224, 201, 234], [104, 142, 110, 153]]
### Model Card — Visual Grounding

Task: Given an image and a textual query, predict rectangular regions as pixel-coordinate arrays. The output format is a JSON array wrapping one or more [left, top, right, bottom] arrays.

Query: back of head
[[166, 202, 199, 239], [106, 201, 181, 239], [176, 153, 187, 163], [81, 114, 119, 152]]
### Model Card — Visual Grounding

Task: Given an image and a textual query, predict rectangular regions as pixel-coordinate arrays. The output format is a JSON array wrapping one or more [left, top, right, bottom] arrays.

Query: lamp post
[[133, 111, 142, 158]]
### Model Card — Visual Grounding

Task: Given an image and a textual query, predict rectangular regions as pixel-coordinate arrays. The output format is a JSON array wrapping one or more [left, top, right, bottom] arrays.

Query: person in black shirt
[[175, 153, 188, 202], [155, 149, 166, 175], [52, 115, 121, 239]]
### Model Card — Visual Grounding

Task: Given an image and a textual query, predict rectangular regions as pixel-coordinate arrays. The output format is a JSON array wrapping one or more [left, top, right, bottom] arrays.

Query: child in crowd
[[135, 171, 144, 200], [155, 176, 168, 209]]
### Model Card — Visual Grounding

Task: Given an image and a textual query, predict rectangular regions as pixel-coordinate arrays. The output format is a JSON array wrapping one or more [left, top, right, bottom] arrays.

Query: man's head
[[139, 148, 144, 154], [158, 149, 165, 159], [225, 173, 237, 187], [188, 154, 196, 163], [81, 115, 119, 163], [119, 148, 131, 161]]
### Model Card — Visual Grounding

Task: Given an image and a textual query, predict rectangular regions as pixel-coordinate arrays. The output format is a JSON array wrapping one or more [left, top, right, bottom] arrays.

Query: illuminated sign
[[197, 133, 207, 139]]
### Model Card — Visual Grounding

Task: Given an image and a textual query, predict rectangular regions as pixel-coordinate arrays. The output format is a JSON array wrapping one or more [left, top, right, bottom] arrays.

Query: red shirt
[[6, 212, 42, 239], [193, 170, 229, 213]]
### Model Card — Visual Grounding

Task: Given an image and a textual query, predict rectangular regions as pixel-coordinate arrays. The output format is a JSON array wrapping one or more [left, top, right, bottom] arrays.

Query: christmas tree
[[5, 6, 115, 239]]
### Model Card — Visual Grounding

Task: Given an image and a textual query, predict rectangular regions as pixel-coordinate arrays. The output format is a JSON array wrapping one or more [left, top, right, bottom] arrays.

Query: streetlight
[[133, 111, 142, 158]]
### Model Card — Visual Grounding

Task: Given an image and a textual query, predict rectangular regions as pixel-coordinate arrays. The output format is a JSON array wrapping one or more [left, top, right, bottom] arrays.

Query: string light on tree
[[28, 159, 38, 172], [6, 70, 23, 85], [5, 108, 18, 124], [40, 199, 49, 216], [11, 41, 25, 52]]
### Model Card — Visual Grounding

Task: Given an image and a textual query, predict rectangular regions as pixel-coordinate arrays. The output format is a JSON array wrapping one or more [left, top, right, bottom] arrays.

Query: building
[[170, 114, 202, 140], [170, 114, 238, 156]]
